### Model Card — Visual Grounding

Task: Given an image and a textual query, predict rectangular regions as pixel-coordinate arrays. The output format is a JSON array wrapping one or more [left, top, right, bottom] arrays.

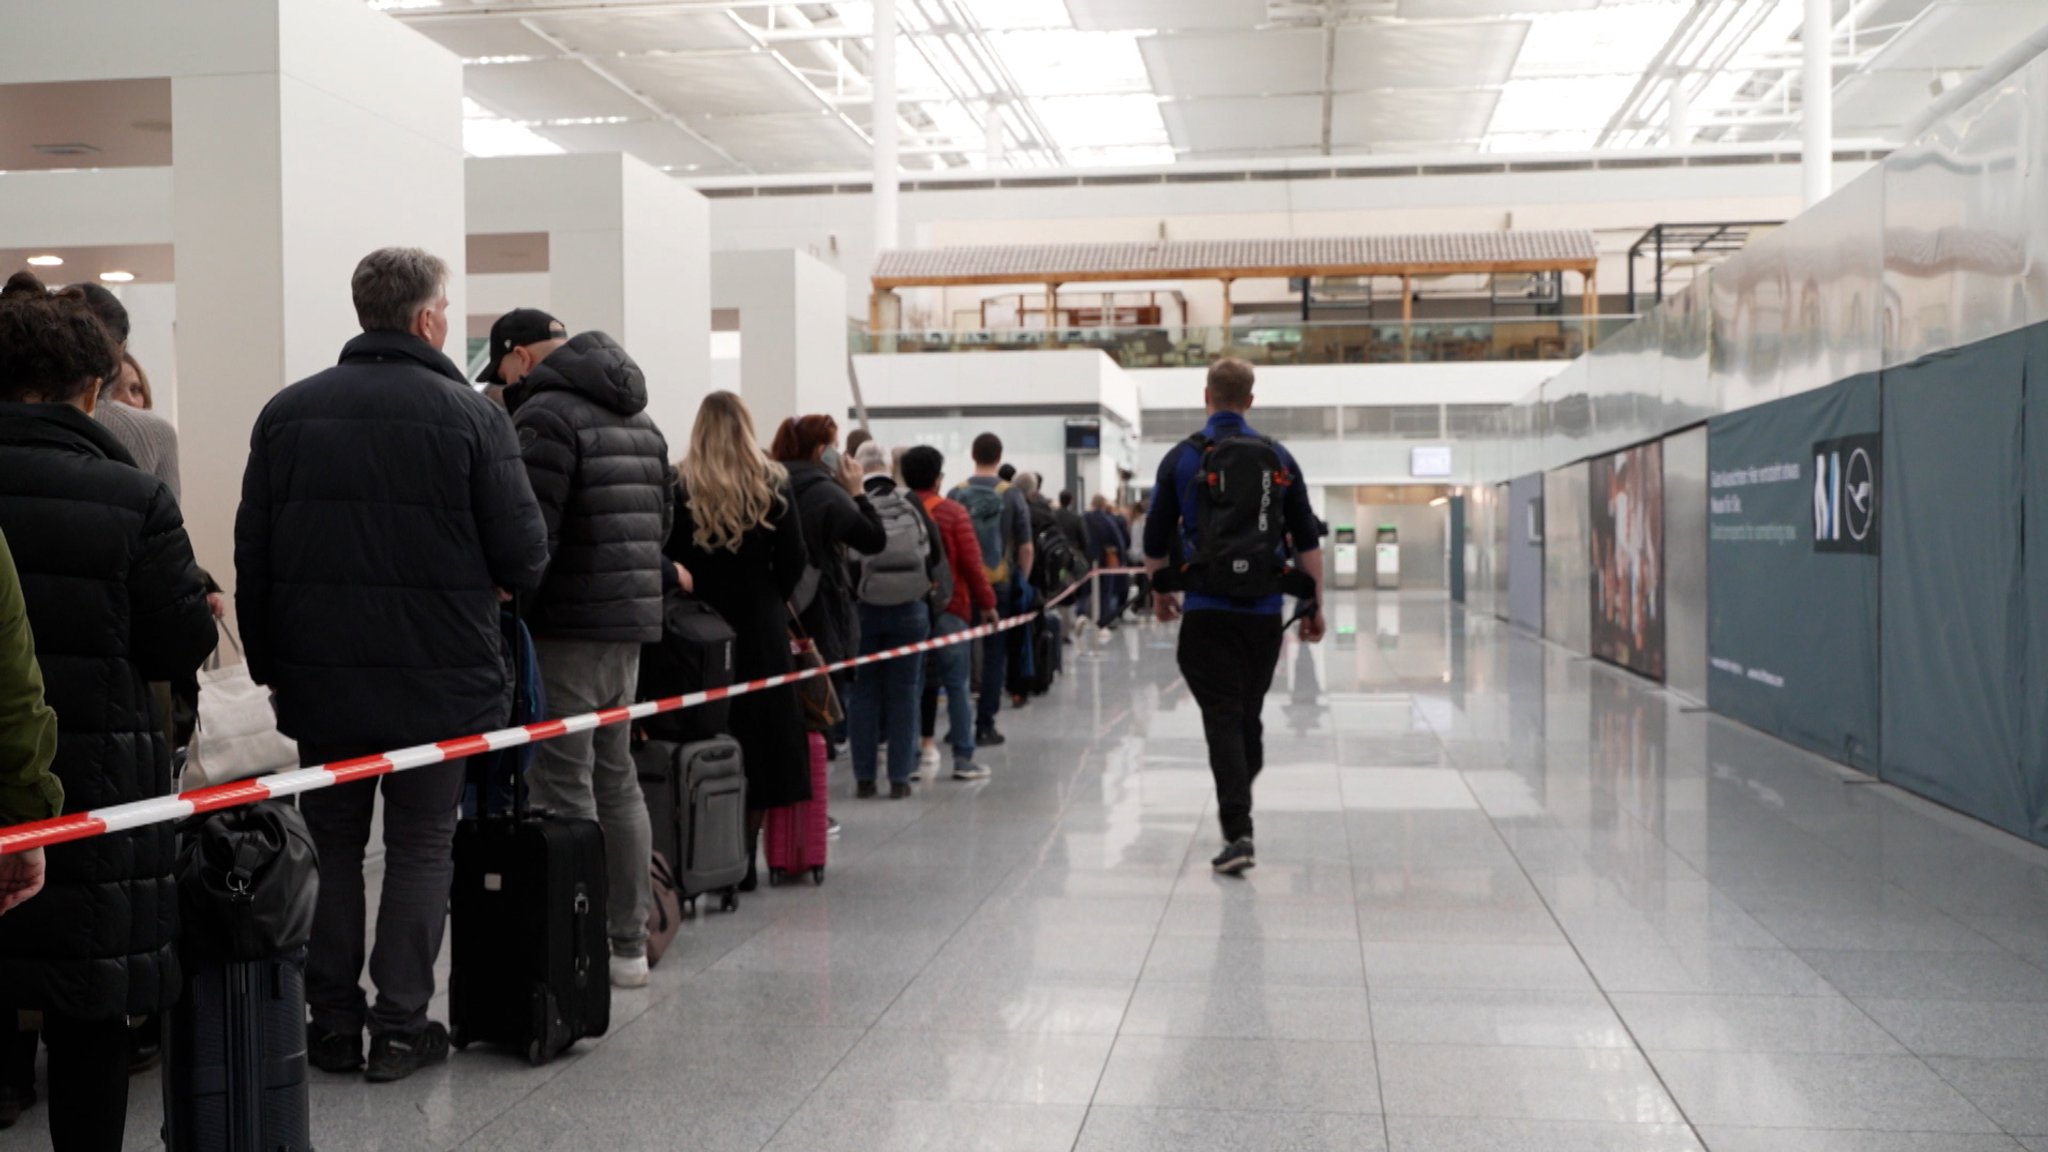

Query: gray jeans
[[529, 637, 650, 956], [302, 756, 465, 1038]]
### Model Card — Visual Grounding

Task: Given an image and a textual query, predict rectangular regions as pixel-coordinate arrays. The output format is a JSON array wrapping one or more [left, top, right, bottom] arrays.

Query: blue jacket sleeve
[[1281, 449, 1322, 553], [1143, 446, 1182, 561]]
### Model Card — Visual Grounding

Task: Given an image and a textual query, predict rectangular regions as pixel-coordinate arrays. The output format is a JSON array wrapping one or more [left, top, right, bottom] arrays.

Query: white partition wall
[[468, 153, 711, 450], [710, 250, 851, 439], [0, 0, 469, 586]]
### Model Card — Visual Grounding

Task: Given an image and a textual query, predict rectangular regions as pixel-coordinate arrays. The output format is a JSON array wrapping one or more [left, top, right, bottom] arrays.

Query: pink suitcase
[[764, 732, 828, 885]]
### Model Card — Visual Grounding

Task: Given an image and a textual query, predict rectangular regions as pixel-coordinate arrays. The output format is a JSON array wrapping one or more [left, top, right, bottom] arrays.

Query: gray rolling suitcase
[[637, 735, 748, 915]]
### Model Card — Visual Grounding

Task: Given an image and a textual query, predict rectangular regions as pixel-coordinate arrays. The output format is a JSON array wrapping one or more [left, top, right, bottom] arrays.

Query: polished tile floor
[[12, 590, 2048, 1150]]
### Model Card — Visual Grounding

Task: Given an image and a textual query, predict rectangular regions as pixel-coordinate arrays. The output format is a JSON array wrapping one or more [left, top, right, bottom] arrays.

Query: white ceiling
[[374, 0, 2048, 178]]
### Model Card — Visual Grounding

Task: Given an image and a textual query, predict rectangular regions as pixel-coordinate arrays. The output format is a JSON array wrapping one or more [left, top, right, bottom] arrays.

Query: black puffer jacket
[[505, 332, 673, 643], [235, 332, 549, 756], [787, 460, 885, 665], [0, 403, 215, 1019]]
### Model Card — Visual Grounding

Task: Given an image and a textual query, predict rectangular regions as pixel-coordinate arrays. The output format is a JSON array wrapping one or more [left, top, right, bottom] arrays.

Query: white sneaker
[[915, 745, 940, 781], [952, 762, 991, 781], [609, 954, 650, 989]]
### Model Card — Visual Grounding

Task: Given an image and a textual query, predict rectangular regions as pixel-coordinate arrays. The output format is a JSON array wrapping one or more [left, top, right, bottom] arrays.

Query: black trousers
[[1176, 610, 1284, 843], [2, 1011, 130, 1150]]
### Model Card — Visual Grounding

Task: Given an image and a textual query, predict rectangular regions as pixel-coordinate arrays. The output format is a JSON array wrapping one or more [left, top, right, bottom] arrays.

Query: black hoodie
[[506, 331, 675, 642]]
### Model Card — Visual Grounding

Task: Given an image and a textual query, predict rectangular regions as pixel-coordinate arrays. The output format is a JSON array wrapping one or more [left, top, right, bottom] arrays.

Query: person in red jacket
[[902, 446, 997, 781]]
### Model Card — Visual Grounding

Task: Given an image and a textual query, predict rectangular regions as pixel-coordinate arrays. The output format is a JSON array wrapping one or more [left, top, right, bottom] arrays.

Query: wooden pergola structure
[[869, 232, 1602, 352]]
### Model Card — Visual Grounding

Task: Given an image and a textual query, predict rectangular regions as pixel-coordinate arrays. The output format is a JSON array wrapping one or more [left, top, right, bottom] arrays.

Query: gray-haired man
[[236, 248, 549, 1083]]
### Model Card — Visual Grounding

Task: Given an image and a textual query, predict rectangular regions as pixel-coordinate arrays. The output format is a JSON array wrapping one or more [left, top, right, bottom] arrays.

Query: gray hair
[[855, 440, 891, 474], [1016, 472, 1040, 498], [351, 247, 448, 333]]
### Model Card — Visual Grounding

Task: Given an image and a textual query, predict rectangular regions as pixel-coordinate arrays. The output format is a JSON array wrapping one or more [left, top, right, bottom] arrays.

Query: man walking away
[[907, 447, 997, 782], [1144, 358, 1325, 876], [848, 441, 943, 797], [1085, 495, 1131, 628], [482, 308, 673, 990], [236, 249, 549, 1081], [947, 433, 1032, 747]]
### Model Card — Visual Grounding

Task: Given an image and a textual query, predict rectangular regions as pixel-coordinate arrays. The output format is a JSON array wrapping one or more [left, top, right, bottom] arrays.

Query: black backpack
[[1180, 430, 1293, 599], [1032, 523, 1085, 598]]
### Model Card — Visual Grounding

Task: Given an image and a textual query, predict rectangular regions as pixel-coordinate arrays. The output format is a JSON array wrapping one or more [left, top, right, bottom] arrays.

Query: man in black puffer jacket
[[235, 249, 549, 1083], [482, 308, 672, 990]]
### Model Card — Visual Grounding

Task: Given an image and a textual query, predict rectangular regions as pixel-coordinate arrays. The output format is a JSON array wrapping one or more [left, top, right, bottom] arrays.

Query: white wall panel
[[1543, 462, 1591, 656], [1663, 425, 1708, 704]]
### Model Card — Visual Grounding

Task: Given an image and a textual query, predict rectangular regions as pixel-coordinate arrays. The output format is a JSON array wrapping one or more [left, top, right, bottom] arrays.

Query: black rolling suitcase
[[636, 735, 748, 917], [166, 802, 320, 1152], [449, 758, 610, 1065]]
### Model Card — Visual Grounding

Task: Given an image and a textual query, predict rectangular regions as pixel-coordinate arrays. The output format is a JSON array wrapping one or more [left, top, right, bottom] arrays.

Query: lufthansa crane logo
[[1813, 433, 1880, 555]]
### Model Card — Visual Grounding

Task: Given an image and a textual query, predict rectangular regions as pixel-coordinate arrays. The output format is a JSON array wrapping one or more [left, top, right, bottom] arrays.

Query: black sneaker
[[855, 780, 878, 799], [1211, 838, 1256, 876], [889, 781, 912, 799], [364, 1022, 449, 1083], [975, 727, 1006, 747], [308, 1024, 365, 1074]]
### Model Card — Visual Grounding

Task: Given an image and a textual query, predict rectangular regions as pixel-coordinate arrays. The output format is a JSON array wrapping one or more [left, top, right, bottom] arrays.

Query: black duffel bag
[[638, 592, 738, 744], [176, 800, 320, 966]]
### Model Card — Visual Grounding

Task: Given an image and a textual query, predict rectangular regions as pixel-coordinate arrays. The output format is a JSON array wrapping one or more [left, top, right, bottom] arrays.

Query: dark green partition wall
[[1707, 374, 1881, 772], [2029, 327, 2048, 843], [1879, 332, 2032, 840]]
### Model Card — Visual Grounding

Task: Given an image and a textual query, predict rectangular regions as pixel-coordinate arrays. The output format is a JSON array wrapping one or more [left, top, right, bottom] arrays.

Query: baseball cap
[[477, 307, 567, 384]]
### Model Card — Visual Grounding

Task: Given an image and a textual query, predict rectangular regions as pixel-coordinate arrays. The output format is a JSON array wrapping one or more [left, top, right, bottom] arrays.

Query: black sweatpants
[[1176, 610, 1284, 844], [2, 1010, 130, 1150]]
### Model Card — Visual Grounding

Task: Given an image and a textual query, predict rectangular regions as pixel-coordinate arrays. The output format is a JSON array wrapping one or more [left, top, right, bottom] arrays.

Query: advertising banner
[[1589, 442, 1664, 680], [1707, 374, 1880, 772]]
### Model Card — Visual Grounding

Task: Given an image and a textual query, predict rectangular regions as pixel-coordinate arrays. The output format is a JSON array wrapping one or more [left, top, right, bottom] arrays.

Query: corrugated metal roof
[[872, 231, 1598, 284]]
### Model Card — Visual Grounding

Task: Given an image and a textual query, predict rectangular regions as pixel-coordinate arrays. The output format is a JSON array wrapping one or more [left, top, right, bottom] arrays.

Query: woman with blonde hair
[[662, 392, 810, 889]]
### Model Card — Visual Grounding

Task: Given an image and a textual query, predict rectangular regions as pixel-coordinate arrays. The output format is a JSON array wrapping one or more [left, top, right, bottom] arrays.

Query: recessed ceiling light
[[99, 271, 135, 283], [25, 255, 62, 267]]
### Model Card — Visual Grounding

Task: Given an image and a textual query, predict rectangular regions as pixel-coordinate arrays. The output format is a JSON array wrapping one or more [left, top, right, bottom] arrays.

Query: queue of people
[[0, 245, 1118, 1150]]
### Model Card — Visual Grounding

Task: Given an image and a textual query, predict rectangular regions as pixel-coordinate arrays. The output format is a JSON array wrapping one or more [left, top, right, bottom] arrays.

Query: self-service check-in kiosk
[[1374, 524, 1401, 590], [1331, 525, 1358, 590]]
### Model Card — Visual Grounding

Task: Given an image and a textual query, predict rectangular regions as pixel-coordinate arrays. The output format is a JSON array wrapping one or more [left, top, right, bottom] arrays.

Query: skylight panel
[[1511, 2, 1690, 79], [461, 97, 565, 158], [1032, 94, 1169, 150], [993, 30, 1151, 96], [1487, 75, 1637, 134], [960, 0, 1073, 30]]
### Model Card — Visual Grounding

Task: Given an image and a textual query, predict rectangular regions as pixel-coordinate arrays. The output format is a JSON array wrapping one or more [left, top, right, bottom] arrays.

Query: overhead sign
[[1410, 445, 1452, 477]]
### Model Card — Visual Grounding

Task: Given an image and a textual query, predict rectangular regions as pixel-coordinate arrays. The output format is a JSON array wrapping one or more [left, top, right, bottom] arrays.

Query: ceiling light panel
[[963, 0, 1073, 30], [995, 30, 1151, 95], [413, 20, 559, 60], [1066, 0, 1268, 32], [1510, 2, 1690, 80], [699, 115, 870, 171], [1141, 30, 1325, 99], [461, 60, 650, 122], [1331, 89, 1501, 147], [1161, 95, 1323, 153], [1397, 0, 1595, 14], [1488, 75, 1637, 134], [1332, 22, 1531, 91], [525, 11, 755, 55], [608, 53, 822, 119]]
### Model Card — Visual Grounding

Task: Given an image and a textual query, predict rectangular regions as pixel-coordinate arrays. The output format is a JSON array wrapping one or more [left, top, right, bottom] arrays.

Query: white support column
[[467, 153, 712, 449], [1666, 70, 1692, 148], [871, 0, 900, 255], [711, 250, 851, 438], [1802, 0, 1834, 207]]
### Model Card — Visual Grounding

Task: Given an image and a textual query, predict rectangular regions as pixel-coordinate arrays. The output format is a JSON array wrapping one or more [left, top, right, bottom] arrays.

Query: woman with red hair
[[771, 415, 885, 679]]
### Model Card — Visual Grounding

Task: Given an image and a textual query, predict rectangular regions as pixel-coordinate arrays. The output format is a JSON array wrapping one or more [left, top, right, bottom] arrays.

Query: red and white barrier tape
[[0, 569, 1142, 856]]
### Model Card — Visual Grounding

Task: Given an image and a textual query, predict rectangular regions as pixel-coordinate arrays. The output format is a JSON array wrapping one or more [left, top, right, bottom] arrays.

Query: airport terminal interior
[[6, 0, 2048, 1149]]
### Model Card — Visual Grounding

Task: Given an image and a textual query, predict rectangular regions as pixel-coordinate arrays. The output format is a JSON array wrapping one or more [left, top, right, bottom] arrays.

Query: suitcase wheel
[[768, 869, 785, 887], [682, 897, 698, 919], [449, 1025, 469, 1051], [719, 889, 739, 913], [527, 1039, 547, 1067], [810, 867, 825, 886]]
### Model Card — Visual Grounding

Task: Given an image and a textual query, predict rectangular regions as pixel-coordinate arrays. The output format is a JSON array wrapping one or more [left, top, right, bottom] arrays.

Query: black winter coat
[[787, 460, 885, 665], [0, 404, 216, 1019], [235, 332, 550, 757], [505, 332, 674, 643]]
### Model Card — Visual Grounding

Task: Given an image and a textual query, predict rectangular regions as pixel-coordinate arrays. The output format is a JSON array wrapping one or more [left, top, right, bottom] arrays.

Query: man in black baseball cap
[[477, 307, 568, 389]]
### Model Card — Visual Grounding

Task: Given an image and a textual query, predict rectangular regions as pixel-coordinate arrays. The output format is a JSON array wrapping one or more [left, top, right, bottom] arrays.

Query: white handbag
[[181, 621, 299, 790]]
